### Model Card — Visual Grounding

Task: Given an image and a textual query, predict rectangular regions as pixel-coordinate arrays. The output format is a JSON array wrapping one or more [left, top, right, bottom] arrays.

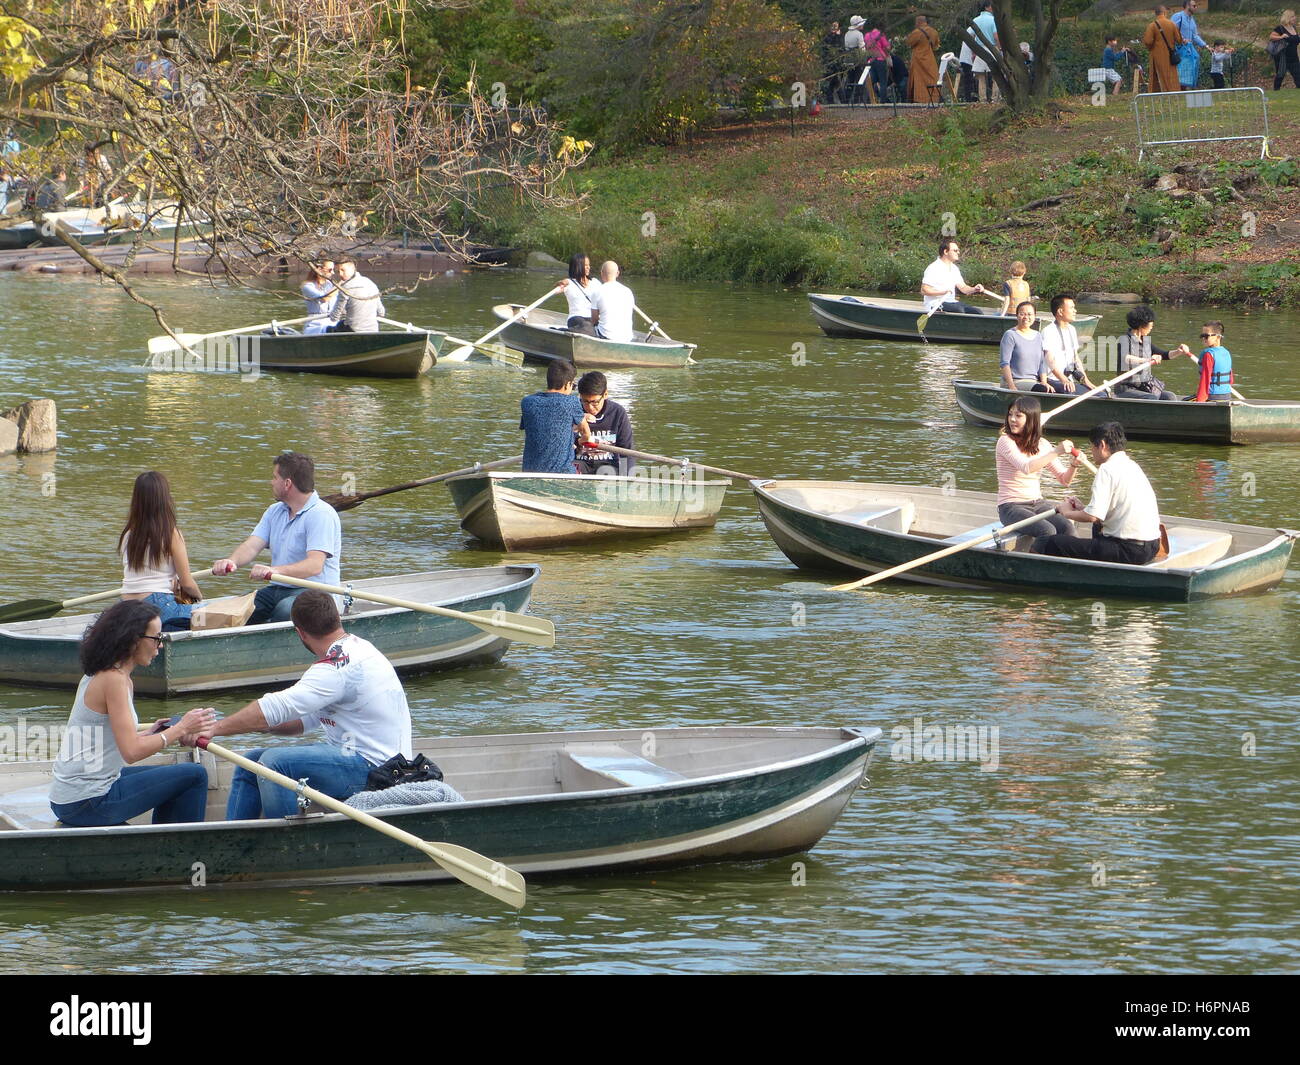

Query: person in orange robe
[[907, 16, 943, 103], [1142, 5, 1184, 92]]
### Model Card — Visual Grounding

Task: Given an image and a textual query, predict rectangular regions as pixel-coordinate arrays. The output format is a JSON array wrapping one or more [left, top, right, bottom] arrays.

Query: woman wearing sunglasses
[[48, 600, 215, 827]]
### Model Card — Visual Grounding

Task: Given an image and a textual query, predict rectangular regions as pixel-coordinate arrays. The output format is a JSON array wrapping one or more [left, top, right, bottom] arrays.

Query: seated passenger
[[520, 360, 594, 473], [575, 371, 635, 475], [1189, 321, 1233, 403], [995, 396, 1079, 542], [999, 302, 1050, 392], [48, 601, 214, 827], [1113, 305, 1187, 401]]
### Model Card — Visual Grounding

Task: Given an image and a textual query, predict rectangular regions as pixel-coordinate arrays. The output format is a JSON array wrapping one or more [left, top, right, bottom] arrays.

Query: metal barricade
[[1132, 87, 1269, 161]]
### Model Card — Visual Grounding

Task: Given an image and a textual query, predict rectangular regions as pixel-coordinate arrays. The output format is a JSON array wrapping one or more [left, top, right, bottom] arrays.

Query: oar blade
[[418, 841, 527, 909], [465, 609, 555, 648], [443, 343, 474, 363], [321, 492, 364, 512], [147, 333, 204, 356], [0, 598, 65, 624]]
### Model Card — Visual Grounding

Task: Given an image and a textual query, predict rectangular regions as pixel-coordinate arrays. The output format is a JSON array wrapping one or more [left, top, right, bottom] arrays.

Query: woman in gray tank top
[[48, 600, 215, 827]]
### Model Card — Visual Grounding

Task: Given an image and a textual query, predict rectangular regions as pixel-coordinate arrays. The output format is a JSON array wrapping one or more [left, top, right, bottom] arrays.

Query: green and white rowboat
[[754, 480, 1296, 601], [146, 326, 442, 378], [0, 566, 540, 696], [808, 293, 1102, 345], [953, 379, 1300, 446], [446, 471, 730, 550], [0, 725, 881, 892], [490, 304, 697, 368]]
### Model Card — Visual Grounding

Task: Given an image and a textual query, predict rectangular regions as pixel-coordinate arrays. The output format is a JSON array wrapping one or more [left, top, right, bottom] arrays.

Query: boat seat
[[832, 502, 915, 534], [943, 521, 1014, 551], [1146, 526, 1234, 569], [556, 745, 686, 792], [0, 784, 61, 830]]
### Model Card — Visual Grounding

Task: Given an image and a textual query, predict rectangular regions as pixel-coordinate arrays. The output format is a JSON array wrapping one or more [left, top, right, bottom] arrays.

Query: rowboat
[[808, 293, 1102, 345], [953, 379, 1300, 445], [753, 480, 1296, 601], [149, 326, 441, 378], [0, 566, 540, 696], [446, 471, 730, 550], [0, 724, 881, 892], [491, 304, 697, 368]]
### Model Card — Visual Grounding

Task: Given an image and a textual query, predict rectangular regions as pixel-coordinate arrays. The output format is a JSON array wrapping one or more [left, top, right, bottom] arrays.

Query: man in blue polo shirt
[[211, 451, 342, 625]]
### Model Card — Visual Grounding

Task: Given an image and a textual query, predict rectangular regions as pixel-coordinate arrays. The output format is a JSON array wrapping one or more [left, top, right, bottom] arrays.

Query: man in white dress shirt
[[1036, 422, 1163, 565], [920, 239, 988, 315], [591, 261, 635, 343]]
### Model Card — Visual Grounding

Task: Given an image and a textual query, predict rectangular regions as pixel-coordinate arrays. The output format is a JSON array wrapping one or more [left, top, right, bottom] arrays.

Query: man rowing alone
[[920, 239, 989, 316], [199, 591, 412, 819]]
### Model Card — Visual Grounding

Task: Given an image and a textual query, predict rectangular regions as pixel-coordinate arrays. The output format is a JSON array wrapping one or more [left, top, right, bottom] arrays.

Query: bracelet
[[159, 729, 170, 750]]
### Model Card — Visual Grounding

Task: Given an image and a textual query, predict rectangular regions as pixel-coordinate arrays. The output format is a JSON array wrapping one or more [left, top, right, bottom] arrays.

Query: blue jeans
[[143, 591, 193, 631], [248, 585, 303, 626], [226, 744, 371, 820], [50, 763, 209, 826]]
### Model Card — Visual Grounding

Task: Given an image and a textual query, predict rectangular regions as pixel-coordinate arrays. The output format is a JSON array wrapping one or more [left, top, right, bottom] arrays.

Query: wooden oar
[[147, 317, 311, 356], [830, 509, 1069, 592], [375, 317, 523, 368], [445, 284, 562, 362], [0, 587, 124, 624], [633, 304, 674, 342], [579, 442, 765, 482], [195, 738, 525, 909], [322, 455, 523, 512], [265, 574, 555, 648], [1039, 359, 1158, 423]]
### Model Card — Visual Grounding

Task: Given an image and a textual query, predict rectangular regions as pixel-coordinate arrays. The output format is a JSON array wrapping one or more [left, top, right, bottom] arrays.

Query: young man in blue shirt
[[520, 360, 594, 473]]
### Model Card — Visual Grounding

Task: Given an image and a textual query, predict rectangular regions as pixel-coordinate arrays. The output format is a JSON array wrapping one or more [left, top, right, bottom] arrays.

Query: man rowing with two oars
[[197, 591, 414, 819], [920, 238, 989, 316], [211, 451, 342, 625]]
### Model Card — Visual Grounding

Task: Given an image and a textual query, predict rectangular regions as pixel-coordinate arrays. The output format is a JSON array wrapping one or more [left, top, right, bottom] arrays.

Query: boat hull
[[0, 725, 880, 892], [753, 480, 1295, 602], [446, 472, 729, 550], [0, 566, 540, 695], [249, 330, 439, 377], [953, 379, 1300, 445], [808, 293, 1101, 345], [491, 304, 697, 368]]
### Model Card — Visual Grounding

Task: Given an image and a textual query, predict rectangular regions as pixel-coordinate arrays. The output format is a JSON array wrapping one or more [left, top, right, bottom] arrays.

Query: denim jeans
[[248, 584, 303, 626], [143, 591, 193, 631], [225, 744, 371, 819], [999, 500, 1074, 542], [50, 763, 209, 826]]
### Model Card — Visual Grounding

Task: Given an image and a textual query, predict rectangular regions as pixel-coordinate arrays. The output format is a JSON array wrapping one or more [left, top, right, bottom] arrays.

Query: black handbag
[[364, 753, 444, 791]]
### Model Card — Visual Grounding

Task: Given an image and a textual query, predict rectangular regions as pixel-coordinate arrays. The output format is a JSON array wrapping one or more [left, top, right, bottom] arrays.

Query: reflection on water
[[1, 272, 1298, 974]]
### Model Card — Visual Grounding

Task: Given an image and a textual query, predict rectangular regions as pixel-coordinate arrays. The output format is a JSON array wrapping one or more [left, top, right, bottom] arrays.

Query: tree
[[0, 0, 585, 329], [933, 0, 1066, 113]]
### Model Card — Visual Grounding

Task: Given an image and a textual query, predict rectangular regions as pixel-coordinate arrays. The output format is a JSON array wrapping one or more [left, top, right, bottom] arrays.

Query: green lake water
[[0, 268, 1297, 973]]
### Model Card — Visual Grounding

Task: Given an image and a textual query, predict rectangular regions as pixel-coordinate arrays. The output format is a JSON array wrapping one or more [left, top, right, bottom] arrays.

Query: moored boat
[[490, 304, 697, 368], [446, 471, 730, 550], [0, 566, 540, 695], [753, 480, 1296, 601], [808, 293, 1102, 345], [953, 378, 1300, 445], [0, 724, 881, 892]]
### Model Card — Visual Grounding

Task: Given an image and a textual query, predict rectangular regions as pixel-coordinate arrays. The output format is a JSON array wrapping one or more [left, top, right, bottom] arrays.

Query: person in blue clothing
[[1189, 321, 1233, 403], [211, 451, 342, 625], [520, 360, 594, 473], [1171, 0, 1208, 89]]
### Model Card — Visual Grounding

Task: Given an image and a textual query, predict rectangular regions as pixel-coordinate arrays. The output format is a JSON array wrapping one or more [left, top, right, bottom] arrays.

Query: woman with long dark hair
[[558, 252, 601, 334], [118, 471, 202, 631], [996, 396, 1080, 544], [47, 600, 214, 827]]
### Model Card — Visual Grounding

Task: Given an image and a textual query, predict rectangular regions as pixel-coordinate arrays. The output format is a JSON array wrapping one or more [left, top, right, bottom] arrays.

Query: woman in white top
[[559, 253, 600, 334], [48, 600, 214, 827], [995, 396, 1080, 543], [301, 260, 338, 334], [119, 471, 202, 631]]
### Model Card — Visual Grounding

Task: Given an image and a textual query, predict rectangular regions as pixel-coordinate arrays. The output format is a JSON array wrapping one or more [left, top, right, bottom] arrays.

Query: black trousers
[[1275, 56, 1300, 89], [1037, 530, 1160, 565]]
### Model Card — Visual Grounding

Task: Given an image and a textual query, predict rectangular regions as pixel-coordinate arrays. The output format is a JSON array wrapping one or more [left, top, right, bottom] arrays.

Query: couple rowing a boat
[[117, 451, 340, 632], [46, 589, 420, 828], [998, 398, 1162, 565], [519, 360, 636, 475], [557, 255, 637, 343], [298, 256, 385, 334], [1000, 302, 1234, 403]]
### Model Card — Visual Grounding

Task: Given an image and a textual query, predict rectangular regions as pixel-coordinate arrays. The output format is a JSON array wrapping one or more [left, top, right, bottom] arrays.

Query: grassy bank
[[500, 86, 1300, 307]]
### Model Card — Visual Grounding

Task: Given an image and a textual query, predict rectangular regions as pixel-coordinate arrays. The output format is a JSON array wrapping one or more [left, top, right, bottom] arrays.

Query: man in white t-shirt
[[920, 238, 988, 314], [1040, 294, 1097, 395], [1036, 422, 1163, 565], [592, 260, 635, 342], [200, 591, 413, 819]]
